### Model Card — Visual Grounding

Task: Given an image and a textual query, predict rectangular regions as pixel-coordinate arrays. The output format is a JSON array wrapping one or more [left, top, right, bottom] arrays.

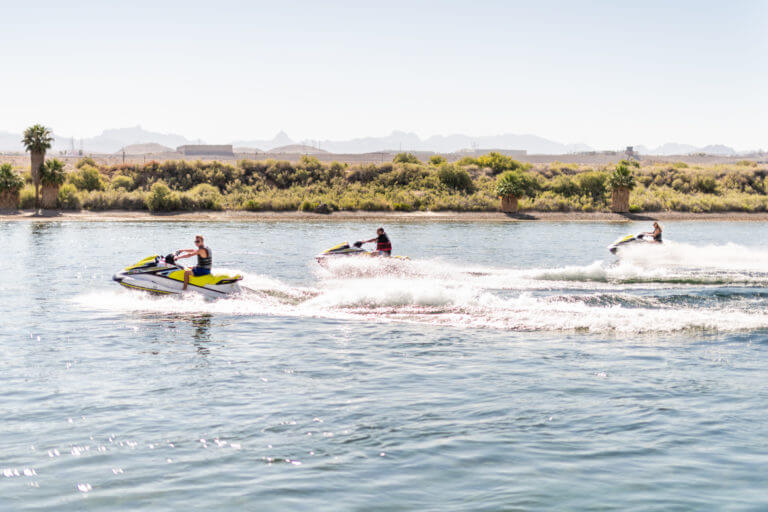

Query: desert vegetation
[[0, 152, 767, 214]]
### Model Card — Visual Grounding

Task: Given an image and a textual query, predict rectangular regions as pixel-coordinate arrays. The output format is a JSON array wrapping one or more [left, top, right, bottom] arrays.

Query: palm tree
[[609, 159, 638, 213], [22, 124, 54, 210], [0, 163, 24, 210], [40, 159, 66, 209], [496, 170, 538, 213]]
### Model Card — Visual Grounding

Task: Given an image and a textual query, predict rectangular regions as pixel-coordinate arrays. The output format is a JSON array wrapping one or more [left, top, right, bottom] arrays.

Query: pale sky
[[1, 0, 766, 149]]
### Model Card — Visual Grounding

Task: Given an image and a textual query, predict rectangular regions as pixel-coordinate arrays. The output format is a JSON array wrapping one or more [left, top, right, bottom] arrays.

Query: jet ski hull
[[114, 255, 243, 298], [315, 242, 409, 266], [608, 233, 660, 254]]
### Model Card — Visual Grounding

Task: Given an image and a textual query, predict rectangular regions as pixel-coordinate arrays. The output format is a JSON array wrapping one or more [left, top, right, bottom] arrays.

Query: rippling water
[[3, 220, 768, 510]]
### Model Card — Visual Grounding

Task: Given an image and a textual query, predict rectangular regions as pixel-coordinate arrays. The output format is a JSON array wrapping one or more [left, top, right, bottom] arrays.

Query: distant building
[[456, 148, 527, 157], [624, 146, 639, 159], [177, 144, 234, 157]]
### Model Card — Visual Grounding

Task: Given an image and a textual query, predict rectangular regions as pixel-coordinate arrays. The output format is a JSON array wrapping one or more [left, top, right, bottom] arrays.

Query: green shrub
[[111, 174, 135, 191], [693, 174, 717, 194], [75, 157, 97, 169], [347, 164, 380, 183], [549, 175, 580, 197], [243, 199, 261, 211], [456, 156, 478, 166], [577, 171, 608, 203], [437, 164, 474, 193], [476, 152, 526, 175], [429, 155, 447, 166], [392, 202, 412, 211], [69, 164, 105, 191], [299, 199, 314, 212], [80, 190, 147, 210], [184, 183, 223, 210], [19, 185, 35, 208], [146, 181, 181, 211], [57, 183, 81, 210], [393, 152, 420, 164], [0, 163, 24, 192]]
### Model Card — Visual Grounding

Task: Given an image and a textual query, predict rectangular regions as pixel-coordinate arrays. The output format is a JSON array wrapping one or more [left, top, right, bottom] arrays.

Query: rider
[[646, 222, 662, 242], [363, 227, 392, 257], [175, 235, 212, 290]]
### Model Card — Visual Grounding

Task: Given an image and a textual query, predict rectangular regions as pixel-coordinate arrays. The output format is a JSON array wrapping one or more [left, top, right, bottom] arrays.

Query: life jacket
[[197, 245, 212, 268], [376, 234, 391, 253]]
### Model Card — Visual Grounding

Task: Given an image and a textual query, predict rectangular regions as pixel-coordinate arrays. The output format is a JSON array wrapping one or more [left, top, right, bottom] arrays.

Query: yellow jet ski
[[608, 232, 660, 254], [113, 253, 243, 298]]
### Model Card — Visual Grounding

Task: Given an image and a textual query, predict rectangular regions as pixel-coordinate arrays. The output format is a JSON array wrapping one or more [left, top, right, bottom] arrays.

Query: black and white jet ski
[[608, 233, 661, 254], [314, 241, 409, 266], [113, 253, 243, 298]]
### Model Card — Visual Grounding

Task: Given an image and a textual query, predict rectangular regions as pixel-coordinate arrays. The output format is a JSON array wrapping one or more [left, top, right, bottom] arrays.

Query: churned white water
[[74, 237, 768, 334]]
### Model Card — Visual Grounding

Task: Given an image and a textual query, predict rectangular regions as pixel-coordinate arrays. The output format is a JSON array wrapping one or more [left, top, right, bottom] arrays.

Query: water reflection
[[192, 314, 213, 355]]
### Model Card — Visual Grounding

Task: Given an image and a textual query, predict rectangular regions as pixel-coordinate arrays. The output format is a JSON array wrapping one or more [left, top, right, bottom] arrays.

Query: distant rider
[[362, 227, 392, 257], [645, 222, 662, 243], [176, 235, 212, 290]]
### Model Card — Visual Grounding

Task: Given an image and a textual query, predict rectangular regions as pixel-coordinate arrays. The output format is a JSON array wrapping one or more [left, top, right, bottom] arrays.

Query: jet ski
[[608, 232, 660, 254], [113, 253, 243, 298], [315, 241, 409, 266]]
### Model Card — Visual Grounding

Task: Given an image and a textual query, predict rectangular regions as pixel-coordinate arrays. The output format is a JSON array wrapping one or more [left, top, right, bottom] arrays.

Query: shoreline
[[4, 209, 768, 222]]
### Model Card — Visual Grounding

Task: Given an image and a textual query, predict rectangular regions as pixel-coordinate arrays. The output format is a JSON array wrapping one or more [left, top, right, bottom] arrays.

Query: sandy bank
[[4, 209, 768, 223]]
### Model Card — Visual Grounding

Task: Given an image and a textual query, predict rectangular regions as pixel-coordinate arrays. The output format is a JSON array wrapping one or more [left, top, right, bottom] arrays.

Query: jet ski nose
[[112, 273, 124, 283]]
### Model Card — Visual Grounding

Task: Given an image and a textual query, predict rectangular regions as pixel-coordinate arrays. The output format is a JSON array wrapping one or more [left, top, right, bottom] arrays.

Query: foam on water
[[75, 241, 768, 334]]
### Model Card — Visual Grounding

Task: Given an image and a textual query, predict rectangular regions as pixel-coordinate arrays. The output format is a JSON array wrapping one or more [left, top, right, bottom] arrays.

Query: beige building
[[177, 145, 234, 157]]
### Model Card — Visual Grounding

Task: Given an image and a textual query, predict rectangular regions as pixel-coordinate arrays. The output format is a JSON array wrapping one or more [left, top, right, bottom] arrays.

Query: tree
[[0, 163, 24, 209], [476, 152, 526, 175], [577, 171, 608, 204], [495, 170, 538, 213], [437, 164, 474, 193], [429, 155, 447, 166], [393, 152, 420, 164], [40, 158, 66, 209], [609, 159, 638, 213], [22, 124, 54, 210]]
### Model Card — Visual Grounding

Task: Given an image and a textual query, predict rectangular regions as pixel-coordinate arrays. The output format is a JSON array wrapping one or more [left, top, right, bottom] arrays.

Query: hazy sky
[[1, 0, 766, 149]]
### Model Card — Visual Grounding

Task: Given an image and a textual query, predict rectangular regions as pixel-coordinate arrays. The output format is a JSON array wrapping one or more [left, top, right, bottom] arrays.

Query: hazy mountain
[[634, 143, 737, 156], [651, 143, 700, 155], [58, 126, 198, 153], [700, 144, 736, 156], [0, 126, 745, 156], [0, 125, 199, 154], [0, 131, 23, 152], [233, 131, 293, 151], [311, 131, 592, 154], [116, 143, 175, 155], [267, 144, 329, 154]]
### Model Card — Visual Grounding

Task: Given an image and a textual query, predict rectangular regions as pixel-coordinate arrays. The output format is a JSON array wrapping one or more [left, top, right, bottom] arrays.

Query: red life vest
[[376, 234, 392, 253]]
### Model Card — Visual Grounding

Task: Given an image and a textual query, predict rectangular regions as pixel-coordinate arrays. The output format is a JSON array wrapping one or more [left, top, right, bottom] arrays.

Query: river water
[[2, 220, 768, 510]]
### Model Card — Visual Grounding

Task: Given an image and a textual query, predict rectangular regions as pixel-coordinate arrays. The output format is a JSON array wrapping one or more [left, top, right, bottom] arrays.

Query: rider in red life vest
[[362, 227, 392, 257]]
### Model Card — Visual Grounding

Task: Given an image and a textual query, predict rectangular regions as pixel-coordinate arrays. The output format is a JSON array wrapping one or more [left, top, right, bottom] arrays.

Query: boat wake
[[75, 242, 768, 334]]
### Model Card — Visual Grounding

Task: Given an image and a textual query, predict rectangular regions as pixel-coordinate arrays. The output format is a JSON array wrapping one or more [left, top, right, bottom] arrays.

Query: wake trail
[[75, 241, 768, 334]]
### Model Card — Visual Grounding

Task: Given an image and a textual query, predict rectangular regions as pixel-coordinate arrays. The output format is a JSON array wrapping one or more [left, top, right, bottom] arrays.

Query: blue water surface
[[2, 220, 768, 511]]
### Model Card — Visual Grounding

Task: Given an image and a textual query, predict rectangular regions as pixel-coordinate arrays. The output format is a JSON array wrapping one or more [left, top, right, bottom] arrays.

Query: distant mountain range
[[0, 125, 749, 156]]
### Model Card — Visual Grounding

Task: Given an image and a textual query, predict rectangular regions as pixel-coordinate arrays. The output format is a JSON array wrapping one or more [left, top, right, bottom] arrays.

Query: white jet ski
[[314, 241, 409, 266], [608, 232, 661, 254], [113, 253, 243, 298]]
